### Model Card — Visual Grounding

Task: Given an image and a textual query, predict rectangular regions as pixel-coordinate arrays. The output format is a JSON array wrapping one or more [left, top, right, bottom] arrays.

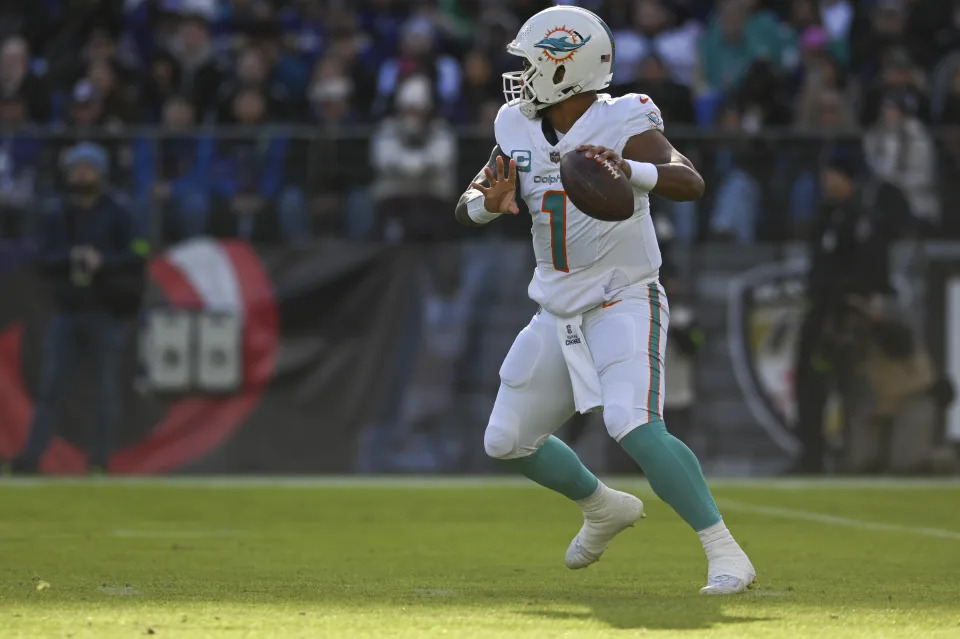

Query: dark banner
[[0, 239, 417, 473]]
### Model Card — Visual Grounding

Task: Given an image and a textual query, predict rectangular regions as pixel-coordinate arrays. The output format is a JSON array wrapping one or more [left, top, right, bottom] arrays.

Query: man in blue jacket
[[10, 142, 148, 474]]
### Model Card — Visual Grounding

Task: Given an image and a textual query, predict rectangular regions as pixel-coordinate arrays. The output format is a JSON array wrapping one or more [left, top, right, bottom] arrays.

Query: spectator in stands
[[207, 88, 306, 242], [471, 7, 520, 79], [617, 55, 695, 126], [795, 52, 853, 128], [0, 90, 40, 238], [457, 50, 501, 126], [141, 51, 182, 123], [0, 36, 49, 124], [707, 102, 762, 242], [307, 56, 357, 127], [374, 16, 461, 120], [134, 95, 213, 244], [863, 93, 940, 230], [933, 52, 960, 124], [735, 60, 793, 130], [56, 79, 133, 194], [851, 0, 908, 81], [356, 0, 409, 69], [166, 11, 222, 121], [85, 24, 128, 71], [851, 1, 945, 85], [222, 33, 307, 122], [9, 142, 147, 474], [785, 88, 858, 237], [218, 46, 277, 122], [326, 31, 376, 119], [861, 48, 930, 124], [371, 75, 456, 242], [275, 0, 327, 64], [901, 0, 956, 71], [68, 25, 138, 100], [783, 3, 847, 70], [252, 22, 309, 120], [66, 79, 111, 129], [698, 0, 790, 94], [87, 59, 136, 125], [613, 0, 703, 87], [811, 90, 857, 131]]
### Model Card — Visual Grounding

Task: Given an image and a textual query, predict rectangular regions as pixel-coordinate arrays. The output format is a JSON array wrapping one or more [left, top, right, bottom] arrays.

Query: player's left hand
[[577, 145, 631, 178]]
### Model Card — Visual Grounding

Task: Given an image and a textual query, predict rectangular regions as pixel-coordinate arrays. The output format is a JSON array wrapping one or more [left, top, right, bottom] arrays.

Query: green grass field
[[1, 477, 959, 638]]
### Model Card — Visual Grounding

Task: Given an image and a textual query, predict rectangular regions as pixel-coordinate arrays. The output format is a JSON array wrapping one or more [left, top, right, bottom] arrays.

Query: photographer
[[793, 148, 910, 473], [9, 143, 147, 474]]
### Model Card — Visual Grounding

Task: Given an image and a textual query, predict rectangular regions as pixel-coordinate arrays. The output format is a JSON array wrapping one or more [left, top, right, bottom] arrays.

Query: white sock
[[575, 481, 609, 513], [698, 520, 738, 560]]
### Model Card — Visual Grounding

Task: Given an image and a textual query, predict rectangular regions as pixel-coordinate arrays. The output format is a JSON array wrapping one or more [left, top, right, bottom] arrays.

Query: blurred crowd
[[1, 0, 960, 243]]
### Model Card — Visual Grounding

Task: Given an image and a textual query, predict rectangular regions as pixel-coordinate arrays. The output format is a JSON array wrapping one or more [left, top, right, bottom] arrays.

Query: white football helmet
[[502, 6, 615, 119]]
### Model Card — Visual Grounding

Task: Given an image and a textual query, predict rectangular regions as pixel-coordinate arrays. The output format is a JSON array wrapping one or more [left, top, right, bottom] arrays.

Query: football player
[[454, 6, 756, 594]]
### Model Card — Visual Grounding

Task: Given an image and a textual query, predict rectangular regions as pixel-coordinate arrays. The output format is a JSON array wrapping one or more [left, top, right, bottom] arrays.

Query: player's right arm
[[577, 93, 705, 202], [454, 144, 520, 227]]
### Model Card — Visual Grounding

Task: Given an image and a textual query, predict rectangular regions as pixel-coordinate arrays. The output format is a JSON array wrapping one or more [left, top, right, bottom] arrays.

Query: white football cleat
[[699, 546, 756, 595], [565, 488, 644, 569]]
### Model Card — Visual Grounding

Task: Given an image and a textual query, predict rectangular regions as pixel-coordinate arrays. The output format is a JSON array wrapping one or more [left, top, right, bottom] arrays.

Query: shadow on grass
[[520, 592, 773, 631], [529, 604, 770, 631], [383, 581, 775, 631]]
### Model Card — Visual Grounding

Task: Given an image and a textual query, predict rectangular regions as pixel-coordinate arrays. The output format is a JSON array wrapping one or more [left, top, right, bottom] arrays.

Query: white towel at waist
[[556, 314, 603, 414]]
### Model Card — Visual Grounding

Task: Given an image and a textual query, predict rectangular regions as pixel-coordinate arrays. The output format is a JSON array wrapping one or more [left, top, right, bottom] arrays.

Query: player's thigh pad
[[585, 289, 669, 441], [484, 312, 575, 459]]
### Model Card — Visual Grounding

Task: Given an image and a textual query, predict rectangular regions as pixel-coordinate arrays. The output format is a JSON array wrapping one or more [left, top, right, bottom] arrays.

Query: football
[[559, 149, 635, 221]]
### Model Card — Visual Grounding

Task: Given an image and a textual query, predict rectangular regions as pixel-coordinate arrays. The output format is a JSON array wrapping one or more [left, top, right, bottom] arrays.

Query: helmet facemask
[[502, 52, 542, 119]]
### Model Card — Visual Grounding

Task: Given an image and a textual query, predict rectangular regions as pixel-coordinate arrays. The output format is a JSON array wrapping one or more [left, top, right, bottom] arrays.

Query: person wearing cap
[[370, 74, 456, 242], [792, 147, 911, 473], [68, 79, 107, 129], [8, 142, 148, 474]]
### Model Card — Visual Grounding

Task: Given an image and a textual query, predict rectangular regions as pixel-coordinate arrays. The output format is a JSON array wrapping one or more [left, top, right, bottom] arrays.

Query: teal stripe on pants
[[647, 282, 662, 420]]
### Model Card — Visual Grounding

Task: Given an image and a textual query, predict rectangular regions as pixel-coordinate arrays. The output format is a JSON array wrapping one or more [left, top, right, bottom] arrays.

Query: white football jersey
[[494, 93, 665, 317]]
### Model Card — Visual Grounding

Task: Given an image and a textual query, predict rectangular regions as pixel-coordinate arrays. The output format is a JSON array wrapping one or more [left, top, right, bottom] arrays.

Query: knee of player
[[602, 404, 636, 441], [483, 420, 519, 459], [486, 413, 543, 460]]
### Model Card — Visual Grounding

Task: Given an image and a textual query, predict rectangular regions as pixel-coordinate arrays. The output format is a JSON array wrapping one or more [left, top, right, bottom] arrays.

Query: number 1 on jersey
[[542, 190, 569, 272]]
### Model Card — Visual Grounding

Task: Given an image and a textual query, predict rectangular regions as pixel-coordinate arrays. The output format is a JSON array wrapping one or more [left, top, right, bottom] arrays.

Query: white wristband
[[465, 191, 501, 224], [625, 160, 659, 192]]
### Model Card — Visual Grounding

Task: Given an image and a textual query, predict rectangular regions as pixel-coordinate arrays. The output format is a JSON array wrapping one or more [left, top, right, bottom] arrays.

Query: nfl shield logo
[[550, 151, 561, 163], [729, 260, 811, 455]]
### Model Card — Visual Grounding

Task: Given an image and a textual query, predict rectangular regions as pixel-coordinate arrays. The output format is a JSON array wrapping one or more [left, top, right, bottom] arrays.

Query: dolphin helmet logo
[[535, 26, 591, 62]]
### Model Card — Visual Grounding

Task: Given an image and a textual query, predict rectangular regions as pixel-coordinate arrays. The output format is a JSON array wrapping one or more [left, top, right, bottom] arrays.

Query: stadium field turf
[[1, 477, 958, 638]]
